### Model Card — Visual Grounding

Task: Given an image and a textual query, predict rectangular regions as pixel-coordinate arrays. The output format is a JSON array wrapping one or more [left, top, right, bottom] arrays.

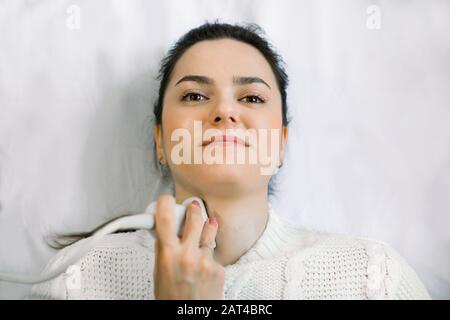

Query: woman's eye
[[182, 92, 208, 102], [240, 95, 265, 104]]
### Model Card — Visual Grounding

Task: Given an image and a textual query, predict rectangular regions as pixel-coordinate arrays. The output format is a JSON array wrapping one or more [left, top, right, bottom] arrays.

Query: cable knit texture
[[29, 204, 431, 300]]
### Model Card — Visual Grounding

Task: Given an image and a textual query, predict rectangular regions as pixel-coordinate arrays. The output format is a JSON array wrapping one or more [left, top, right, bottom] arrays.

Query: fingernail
[[209, 217, 217, 226], [191, 200, 200, 207]]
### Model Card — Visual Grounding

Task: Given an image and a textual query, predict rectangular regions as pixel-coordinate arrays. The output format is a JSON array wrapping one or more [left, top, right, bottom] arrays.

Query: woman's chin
[[195, 163, 260, 178], [175, 164, 264, 191]]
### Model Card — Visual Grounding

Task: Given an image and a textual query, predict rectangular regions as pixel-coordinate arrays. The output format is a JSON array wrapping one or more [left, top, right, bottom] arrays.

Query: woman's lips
[[201, 135, 249, 147]]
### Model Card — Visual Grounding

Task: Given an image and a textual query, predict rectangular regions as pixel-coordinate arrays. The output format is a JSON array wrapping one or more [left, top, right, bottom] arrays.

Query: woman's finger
[[154, 194, 179, 248], [199, 217, 218, 257], [180, 201, 204, 247]]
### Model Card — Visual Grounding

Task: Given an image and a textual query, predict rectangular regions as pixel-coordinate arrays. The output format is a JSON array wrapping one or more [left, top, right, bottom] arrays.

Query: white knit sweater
[[29, 205, 431, 300]]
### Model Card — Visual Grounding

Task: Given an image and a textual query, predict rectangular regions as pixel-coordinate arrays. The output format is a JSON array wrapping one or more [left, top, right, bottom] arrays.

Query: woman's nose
[[208, 99, 239, 126]]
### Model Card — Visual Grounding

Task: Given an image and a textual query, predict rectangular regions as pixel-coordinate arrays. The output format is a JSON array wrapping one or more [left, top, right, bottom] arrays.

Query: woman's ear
[[279, 126, 289, 165], [154, 124, 166, 164]]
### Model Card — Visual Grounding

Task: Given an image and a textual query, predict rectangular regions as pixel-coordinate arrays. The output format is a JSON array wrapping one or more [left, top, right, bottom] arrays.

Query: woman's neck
[[174, 187, 269, 266]]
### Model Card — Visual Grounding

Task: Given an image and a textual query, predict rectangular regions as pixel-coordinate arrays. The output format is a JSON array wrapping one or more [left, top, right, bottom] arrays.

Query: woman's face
[[155, 39, 288, 197]]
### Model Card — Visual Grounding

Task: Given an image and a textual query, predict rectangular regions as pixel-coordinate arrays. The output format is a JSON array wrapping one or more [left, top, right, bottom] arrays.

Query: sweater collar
[[230, 202, 300, 266]]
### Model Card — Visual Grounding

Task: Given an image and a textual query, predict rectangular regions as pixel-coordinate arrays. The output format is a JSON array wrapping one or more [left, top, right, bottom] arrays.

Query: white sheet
[[0, 0, 449, 299]]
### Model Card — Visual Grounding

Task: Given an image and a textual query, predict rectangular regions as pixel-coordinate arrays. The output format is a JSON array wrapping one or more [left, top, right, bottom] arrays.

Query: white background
[[0, 0, 449, 299]]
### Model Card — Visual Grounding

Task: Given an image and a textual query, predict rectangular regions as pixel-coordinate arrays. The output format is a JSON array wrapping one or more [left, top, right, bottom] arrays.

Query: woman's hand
[[153, 194, 224, 300]]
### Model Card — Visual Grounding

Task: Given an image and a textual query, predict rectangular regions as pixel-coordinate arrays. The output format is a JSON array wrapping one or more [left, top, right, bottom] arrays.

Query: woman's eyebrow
[[233, 76, 271, 89], [175, 75, 212, 86], [175, 75, 271, 89]]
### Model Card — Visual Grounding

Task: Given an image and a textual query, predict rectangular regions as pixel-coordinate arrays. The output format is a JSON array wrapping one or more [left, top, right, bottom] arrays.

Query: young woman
[[30, 22, 430, 300]]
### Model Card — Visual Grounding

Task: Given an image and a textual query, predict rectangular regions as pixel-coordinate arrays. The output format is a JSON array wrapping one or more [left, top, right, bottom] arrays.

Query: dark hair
[[154, 21, 289, 126], [48, 21, 290, 250]]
